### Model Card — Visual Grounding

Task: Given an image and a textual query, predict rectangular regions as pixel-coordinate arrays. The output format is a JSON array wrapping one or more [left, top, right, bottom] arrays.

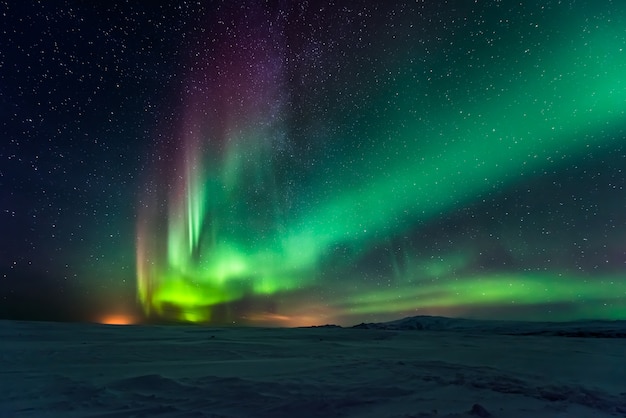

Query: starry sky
[[1, 1, 625, 326]]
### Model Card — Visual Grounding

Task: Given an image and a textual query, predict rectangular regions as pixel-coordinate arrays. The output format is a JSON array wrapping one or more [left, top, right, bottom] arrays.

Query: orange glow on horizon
[[243, 304, 342, 327], [97, 314, 137, 325], [245, 311, 331, 327]]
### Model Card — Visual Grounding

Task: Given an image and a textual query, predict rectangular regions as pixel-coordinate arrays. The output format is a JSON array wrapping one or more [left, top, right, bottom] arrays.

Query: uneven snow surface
[[1, 319, 625, 417]]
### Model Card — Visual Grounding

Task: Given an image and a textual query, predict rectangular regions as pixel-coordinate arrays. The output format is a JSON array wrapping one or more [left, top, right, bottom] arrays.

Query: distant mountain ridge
[[351, 315, 626, 338]]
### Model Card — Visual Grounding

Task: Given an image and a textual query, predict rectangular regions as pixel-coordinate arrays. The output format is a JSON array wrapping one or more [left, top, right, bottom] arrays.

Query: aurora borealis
[[2, 1, 626, 325]]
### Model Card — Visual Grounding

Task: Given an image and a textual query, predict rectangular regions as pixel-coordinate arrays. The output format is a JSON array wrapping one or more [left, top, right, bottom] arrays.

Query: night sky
[[1, 1, 625, 326]]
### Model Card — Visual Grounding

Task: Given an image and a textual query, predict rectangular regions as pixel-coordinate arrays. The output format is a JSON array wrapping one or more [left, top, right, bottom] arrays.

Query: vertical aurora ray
[[137, 3, 626, 324], [136, 4, 309, 322]]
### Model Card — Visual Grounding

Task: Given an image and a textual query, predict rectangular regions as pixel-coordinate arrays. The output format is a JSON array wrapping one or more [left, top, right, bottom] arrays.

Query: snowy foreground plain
[[1, 316, 626, 418]]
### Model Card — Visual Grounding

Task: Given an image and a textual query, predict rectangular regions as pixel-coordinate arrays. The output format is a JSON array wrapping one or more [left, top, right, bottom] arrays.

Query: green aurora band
[[137, 4, 626, 324]]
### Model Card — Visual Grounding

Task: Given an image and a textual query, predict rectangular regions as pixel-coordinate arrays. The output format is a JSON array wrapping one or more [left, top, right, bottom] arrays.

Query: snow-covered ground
[[1, 317, 625, 417]]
